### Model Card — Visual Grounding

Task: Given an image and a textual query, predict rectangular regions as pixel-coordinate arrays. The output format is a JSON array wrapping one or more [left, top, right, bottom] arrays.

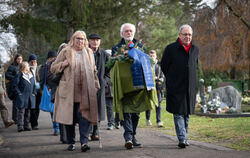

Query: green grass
[[138, 100, 250, 151]]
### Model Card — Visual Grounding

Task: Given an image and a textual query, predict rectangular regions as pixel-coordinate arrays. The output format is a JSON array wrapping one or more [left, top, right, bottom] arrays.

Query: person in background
[[13, 62, 36, 132], [104, 50, 120, 130], [53, 43, 68, 143], [88, 33, 107, 139], [0, 64, 15, 128], [28, 54, 41, 130], [5, 54, 23, 124], [51, 30, 100, 152], [39, 51, 60, 136], [161, 24, 199, 148], [145, 50, 164, 128]]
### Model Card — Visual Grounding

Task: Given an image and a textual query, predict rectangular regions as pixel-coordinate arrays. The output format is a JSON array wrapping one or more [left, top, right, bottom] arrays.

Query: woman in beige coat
[[51, 30, 100, 152]]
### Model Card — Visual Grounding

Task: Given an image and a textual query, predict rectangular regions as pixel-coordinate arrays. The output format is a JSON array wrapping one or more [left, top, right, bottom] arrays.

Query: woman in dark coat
[[13, 61, 36, 132], [5, 54, 23, 123]]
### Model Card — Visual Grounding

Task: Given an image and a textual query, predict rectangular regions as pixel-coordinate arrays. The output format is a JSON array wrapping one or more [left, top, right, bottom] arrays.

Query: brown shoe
[[91, 135, 99, 141], [4, 120, 15, 128], [125, 140, 133, 149]]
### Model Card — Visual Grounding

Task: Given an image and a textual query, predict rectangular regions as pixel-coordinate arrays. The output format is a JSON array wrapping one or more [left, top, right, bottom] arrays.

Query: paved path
[[0, 99, 250, 158]]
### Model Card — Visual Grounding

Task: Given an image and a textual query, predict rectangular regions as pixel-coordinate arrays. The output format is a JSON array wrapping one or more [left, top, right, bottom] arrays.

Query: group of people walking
[[1, 22, 199, 152]]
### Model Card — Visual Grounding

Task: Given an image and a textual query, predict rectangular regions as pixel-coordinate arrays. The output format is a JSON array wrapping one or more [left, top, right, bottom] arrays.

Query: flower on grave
[[202, 95, 221, 113]]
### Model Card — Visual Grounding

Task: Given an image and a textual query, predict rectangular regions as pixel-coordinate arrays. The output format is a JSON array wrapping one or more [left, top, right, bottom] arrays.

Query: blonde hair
[[19, 61, 29, 72], [68, 30, 88, 49]]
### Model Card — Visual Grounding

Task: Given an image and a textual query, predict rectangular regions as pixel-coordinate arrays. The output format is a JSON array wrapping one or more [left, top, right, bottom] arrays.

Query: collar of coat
[[176, 38, 193, 51], [22, 72, 32, 83], [119, 38, 138, 45]]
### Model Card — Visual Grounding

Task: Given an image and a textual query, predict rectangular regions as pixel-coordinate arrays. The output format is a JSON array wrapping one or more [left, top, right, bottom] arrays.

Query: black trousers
[[30, 92, 41, 128]]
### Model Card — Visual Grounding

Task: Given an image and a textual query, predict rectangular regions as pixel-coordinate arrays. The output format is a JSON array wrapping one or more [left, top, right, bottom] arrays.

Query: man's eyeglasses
[[181, 33, 192, 37], [76, 37, 84, 41], [124, 30, 133, 33]]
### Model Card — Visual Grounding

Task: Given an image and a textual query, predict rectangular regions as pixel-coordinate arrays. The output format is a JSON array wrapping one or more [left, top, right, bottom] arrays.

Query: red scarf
[[178, 38, 191, 54]]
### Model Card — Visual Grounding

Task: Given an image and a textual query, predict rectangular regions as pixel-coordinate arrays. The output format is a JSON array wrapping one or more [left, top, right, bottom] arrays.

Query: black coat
[[95, 48, 109, 121], [40, 59, 59, 103], [161, 39, 199, 115], [5, 63, 19, 81], [5, 63, 19, 100], [13, 72, 36, 109]]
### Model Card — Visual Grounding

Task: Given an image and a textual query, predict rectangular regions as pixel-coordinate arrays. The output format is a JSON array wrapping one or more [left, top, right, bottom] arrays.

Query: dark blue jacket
[[13, 72, 36, 109]]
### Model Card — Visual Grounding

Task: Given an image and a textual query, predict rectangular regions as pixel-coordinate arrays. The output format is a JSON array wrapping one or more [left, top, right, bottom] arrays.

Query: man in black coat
[[88, 33, 108, 141], [161, 24, 199, 148]]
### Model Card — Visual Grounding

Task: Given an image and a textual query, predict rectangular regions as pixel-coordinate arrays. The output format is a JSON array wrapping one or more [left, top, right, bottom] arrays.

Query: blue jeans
[[66, 103, 90, 145], [50, 112, 59, 133], [173, 114, 189, 142], [123, 113, 140, 141]]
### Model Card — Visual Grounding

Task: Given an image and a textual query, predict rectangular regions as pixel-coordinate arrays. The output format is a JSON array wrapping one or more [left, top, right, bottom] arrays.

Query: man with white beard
[[112, 23, 146, 149], [28, 54, 41, 130]]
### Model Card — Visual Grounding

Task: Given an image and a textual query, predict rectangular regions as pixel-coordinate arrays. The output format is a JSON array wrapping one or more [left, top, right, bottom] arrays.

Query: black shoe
[[32, 126, 39, 130], [53, 131, 59, 136], [178, 141, 186, 148], [115, 122, 120, 129], [67, 144, 75, 151], [125, 140, 133, 149], [24, 127, 31, 131], [185, 140, 190, 146], [18, 128, 24, 132], [61, 140, 67, 144], [132, 138, 142, 148], [81, 144, 90, 152]]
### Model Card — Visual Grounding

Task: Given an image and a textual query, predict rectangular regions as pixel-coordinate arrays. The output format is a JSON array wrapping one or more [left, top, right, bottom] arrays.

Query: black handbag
[[6, 82, 15, 100], [52, 70, 64, 86]]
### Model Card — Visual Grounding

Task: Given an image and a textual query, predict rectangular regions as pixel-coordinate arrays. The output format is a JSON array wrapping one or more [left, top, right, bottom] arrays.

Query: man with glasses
[[161, 24, 199, 148]]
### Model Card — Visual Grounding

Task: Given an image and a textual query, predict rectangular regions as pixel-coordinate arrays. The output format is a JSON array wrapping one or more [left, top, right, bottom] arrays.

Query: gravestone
[[216, 82, 232, 88], [208, 86, 241, 113]]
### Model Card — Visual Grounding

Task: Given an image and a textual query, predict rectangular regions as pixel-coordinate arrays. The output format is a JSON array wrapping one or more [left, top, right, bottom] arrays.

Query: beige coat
[[51, 46, 100, 125]]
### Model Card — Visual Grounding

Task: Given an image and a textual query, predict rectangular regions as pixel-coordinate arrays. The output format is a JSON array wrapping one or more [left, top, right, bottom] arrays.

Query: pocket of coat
[[58, 81, 68, 98]]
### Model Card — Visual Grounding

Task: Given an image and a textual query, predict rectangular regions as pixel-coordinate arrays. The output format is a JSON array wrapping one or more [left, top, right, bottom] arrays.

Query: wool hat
[[88, 33, 101, 39], [28, 54, 37, 62], [47, 50, 57, 59]]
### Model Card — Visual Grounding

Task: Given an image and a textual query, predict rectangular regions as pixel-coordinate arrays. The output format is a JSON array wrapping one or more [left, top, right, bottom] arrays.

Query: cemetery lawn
[[138, 100, 250, 151]]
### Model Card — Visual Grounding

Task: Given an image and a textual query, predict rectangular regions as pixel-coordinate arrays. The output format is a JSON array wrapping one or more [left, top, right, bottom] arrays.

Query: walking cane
[[97, 121, 102, 148]]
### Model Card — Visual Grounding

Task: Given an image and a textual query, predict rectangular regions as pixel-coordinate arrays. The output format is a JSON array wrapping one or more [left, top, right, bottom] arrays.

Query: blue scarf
[[127, 43, 155, 90]]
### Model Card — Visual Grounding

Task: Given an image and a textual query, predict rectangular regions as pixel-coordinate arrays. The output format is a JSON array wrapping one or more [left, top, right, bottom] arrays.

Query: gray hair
[[57, 43, 67, 54], [120, 23, 136, 38], [179, 24, 193, 34]]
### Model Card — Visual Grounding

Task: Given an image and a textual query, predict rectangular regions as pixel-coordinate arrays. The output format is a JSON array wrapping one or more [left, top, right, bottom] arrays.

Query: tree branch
[[222, 0, 250, 29]]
